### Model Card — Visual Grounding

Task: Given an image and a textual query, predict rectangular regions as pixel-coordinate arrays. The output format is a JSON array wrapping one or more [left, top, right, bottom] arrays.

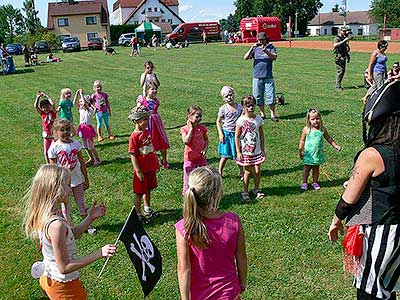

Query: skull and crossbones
[[130, 233, 155, 281]]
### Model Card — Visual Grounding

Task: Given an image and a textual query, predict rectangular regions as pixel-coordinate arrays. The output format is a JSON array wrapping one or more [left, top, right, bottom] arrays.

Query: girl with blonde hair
[[176, 166, 247, 300], [23, 164, 116, 299]]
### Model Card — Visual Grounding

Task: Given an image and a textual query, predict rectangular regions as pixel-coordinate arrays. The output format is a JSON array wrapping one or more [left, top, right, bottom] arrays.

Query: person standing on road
[[333, 28, 351, 91], [244, 32, 279, 121]]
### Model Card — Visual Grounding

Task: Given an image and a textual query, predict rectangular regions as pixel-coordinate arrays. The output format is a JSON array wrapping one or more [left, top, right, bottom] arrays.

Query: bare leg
[[258, 104, 266, 118], [253, 164, 261, 189], [238, 165, 244, 178], [135, 193, 143, 215], [302, 165, 311, 183], [160, 149, 168, 164], [218, 157, 228, 175], [269, 104, 277, 118], [97, 127, 103, 139], [243, 166, 252, 193], [143, 192, 151, 208], [312, 165, 320, 183], [91, 148, 100, 160], [106, 126, 113, 137], [86, 149, 94, 161]]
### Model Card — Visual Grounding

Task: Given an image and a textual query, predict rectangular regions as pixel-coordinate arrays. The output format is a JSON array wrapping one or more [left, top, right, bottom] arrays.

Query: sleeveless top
[[302, 128, 326, 165], [373, 53, 388, 74], [347, 145, 400, 226], [175, 212, 241, 300], [39, 216, 80, 282]]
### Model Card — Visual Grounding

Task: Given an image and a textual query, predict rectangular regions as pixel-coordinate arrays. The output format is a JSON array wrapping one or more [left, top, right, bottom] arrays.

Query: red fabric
[[128, 130, 159, 173], [41, 111, 57, 136], [342, 225, 364, 257], [133, 171, 157, 194], [180, 124, 208, 162]]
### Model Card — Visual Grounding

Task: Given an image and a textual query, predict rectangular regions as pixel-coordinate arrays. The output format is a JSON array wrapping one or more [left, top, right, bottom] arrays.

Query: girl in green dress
[[298, 108, 342, 191]]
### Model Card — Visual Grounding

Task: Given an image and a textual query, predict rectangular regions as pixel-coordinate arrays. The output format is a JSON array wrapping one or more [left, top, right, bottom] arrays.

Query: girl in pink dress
[[136, 82, 170, 168], [176, 166, 248, 300]]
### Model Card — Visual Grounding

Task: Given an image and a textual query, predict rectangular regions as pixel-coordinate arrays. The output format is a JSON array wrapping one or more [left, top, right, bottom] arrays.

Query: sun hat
[[364, 81, 400, 124], [128, 106, 150, 121], [257, 32, 268, 40]]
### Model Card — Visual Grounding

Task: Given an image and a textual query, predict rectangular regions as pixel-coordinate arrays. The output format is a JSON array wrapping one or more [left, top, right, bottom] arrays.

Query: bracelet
[[334, 196, 356, 220]]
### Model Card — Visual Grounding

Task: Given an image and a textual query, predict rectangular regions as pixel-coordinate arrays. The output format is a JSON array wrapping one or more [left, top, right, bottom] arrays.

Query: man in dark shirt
[[333, 28, 351, 91]]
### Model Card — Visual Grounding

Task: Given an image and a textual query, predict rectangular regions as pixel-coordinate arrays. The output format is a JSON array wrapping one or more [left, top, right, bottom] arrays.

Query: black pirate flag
[[120, 210, 162, 297]]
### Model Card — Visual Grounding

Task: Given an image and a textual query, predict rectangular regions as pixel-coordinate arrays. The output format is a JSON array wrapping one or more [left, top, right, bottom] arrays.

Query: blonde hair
[[23, 165, 71, 239], [145, 82, 158, 97], [59, 88, 72, 101], [183, 167, 223, 249], [220, 86, 235, 99], [52, 118, 71, 137], [93, 80, 102, 91], [186, 104, 202, 119], [305, 108, 323, 129]]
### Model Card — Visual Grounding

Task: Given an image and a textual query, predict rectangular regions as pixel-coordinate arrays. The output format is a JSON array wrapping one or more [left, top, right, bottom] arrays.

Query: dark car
[[62, 37, 81, 52], [88, 37, 103, 50], [5, 43, 23, 55], [35, 40, 51, 53]]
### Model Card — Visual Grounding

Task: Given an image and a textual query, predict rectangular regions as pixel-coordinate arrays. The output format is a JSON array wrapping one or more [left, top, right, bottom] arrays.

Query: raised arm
[[323, 128, 341, 152], [176, 228, 191, 300], [263, 46, 277, 60], [34, 93, 42, 115], [333, 37, 349, 49], [181, 123, 194, 145], [244, 44, 256, 60], [73, 89, 82, 109]]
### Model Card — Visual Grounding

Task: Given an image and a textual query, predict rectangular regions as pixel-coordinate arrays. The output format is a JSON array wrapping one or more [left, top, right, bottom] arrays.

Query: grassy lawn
[[0, 43, 377, 299]]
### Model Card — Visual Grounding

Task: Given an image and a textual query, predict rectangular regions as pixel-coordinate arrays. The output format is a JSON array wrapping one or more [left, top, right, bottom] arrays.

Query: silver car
[[62, 37, 81, 52], [118, 33, 135, 46]]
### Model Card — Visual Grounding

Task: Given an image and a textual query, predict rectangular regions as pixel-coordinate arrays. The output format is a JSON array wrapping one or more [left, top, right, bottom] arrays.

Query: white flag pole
[[98, 206, 135, 278]]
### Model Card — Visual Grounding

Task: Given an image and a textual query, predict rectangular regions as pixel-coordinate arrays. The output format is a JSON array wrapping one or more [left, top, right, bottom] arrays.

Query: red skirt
[[77, 124, 96, 139]]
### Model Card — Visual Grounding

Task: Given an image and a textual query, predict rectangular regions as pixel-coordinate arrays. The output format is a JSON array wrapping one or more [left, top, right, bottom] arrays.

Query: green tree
[[220, 14, 240, 33], [234, 0, 254, 20], [332, 4, 339, 12], [0, 4, 25, 43], [370, 0, 400, 28], [23, 0, 42, 34]]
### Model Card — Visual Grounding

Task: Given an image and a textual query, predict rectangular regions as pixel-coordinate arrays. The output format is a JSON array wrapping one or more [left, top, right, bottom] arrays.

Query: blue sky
[[0, 0, 372, 25]]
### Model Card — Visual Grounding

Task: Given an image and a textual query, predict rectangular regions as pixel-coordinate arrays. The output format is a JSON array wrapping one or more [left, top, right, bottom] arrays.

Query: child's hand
[[101, 244, 117, 258], [335, 145, 342, 152], [299, 150, 304, 160], [218, 134, 225, 144], [186, 119, 193, 129], [237, 152, 243, 162], [84, 180, 89, 190], [89, 201, 106, 221], [136, 170, 144, 181]]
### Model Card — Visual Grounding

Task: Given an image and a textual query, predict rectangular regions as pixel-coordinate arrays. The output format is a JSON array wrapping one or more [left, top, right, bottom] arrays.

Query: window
[[161, 19, 165, 22], [85, 16, 97, 25], [134, 21, 139, 25], [154, 7, 158, 12], [358, 28, 363, 35], [87, 32, 98, 41], [148, 7, 152, 12], [324, 28, 327, 35], [316, 29, 320, 35], [168, 19, 172, 23], [57, 18, 69, 27], [59, 34, 70, 40], [141, 9, 145, 14]]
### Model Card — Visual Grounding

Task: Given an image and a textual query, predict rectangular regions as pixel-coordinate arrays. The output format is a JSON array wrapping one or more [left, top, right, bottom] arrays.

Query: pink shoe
[[162, 161, 170, 169], [300, 183, 308, 191], [93, 159, 102, 166], [312, 182, 321, 190]]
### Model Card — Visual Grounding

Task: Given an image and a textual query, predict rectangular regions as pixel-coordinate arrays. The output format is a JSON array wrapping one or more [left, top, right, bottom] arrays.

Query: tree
[[234, 0, 254, 20], [370, 0, 400, 28], [332, 4, 339, 12], [219, 14, 240, 33], [23, 0, 42, 34], [0, 5, 25, 43]]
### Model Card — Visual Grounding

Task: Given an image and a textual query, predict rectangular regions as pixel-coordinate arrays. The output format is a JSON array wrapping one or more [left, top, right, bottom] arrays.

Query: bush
[[13, 30, 61, 49], [110, 24, 139, 42]]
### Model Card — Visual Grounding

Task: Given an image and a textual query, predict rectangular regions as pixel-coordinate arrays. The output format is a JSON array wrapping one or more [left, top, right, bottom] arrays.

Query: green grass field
[[0, 43, 382, 299]]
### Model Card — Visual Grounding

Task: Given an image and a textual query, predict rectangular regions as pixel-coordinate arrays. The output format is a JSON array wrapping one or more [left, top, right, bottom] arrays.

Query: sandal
[[143, 209, 160, 218], [138, 214, 151, 225], [241, 192, 251, 202], [252, 188, 265, 199]]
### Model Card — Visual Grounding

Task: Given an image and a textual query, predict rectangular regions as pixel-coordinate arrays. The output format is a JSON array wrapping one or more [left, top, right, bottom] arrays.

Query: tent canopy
[[135, 22, 162, 41]]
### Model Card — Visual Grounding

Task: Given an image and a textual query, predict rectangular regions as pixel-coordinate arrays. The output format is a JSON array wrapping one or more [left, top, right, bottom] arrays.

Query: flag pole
[[98, 206, 136, 278]]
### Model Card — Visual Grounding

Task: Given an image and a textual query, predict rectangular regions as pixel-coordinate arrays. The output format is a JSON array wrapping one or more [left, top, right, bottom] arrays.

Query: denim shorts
[[253, 78, 276, 106]]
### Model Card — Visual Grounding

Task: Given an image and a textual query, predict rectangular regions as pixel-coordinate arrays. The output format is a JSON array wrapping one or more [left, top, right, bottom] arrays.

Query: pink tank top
[[175, 212, 241, 300]]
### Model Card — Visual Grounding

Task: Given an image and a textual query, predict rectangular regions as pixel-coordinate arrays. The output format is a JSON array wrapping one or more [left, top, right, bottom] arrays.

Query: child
[[298, 108, 342, 191], [176, 167, 247, 300], [136, 83, 170, 168], [140, 61, 160, 96], [216, 86, 243, 177], [23, 164, 116, 299], [48, 118, 96, 234], [235, 95, 265, 201], [91, 80, 115, 142], [34, 91, 57, 163], [73, 89, 101, 166], [387, 62, 400, 82], [128, 106, 160, 224], [57, 88, 74, 125], [180, 105, 208, 195]]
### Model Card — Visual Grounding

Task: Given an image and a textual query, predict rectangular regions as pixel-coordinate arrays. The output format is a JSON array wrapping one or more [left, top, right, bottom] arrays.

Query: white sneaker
[[87, 225, 97, 235]]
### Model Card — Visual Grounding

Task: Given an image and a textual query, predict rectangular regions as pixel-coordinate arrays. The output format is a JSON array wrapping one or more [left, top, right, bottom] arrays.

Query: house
[[112, 0, 184, 26], [308, 11, 378, 36], [47, 0, 110, 47]]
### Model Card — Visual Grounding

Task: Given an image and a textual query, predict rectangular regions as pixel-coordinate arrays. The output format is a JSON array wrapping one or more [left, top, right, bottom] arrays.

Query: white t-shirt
[[140, 72, 157, 95], [48, 139, 84, 187], [79, 106, 95, 125], [236, 115, 264, 156]]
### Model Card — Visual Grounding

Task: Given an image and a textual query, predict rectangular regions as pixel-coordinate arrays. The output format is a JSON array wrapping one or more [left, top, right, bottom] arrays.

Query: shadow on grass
[[165, 121, 215, 130], [281, 109, 335, 120], [219, 192, 261, 210], [167, 156, 220, 170], [344, 85, 365, 90], [94, 156, 130, 166], [8, 68, 35, 74], [95, 139, 128, 149], [261, 165, 303, 177]]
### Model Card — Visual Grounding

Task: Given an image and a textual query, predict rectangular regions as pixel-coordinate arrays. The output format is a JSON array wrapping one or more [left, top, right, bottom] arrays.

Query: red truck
[[166, 22, 221, 44]]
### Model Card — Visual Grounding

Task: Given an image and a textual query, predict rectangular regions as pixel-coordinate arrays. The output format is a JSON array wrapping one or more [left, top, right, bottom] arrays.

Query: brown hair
[[241, 95, 256, 107]]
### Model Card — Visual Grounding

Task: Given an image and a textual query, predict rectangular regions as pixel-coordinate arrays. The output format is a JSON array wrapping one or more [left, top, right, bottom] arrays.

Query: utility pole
[[342, 0, 347, 27], [295, 11, 298, 38]]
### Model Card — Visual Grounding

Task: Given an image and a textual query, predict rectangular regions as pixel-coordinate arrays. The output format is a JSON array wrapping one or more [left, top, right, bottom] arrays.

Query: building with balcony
[[47, 0, 110, 47], [113, 0, 183, 26]]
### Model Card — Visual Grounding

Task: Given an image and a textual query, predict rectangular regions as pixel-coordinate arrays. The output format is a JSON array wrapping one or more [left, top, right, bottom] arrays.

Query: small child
[[34, 91, 57, 163], [23, 164, 116, 299], [140, 61, 160, 96], [298, 108, 342, 191], [91, 80, 115, 142], [216, 86, 244, 177], [57, 88, 74, 124], [128, 106, 160, 224], [136, 83, 170, 168], [48, 118, 96, 234], [180, 105, 208, 195], [387, 62, 400, 82], [73, 89, 101, 166], [235, 95, 265, 201]]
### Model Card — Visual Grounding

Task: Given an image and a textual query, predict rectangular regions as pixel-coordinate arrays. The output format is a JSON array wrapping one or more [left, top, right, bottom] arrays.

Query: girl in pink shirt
[[175, 166, 248, 300], [180, 105, 208, 194]]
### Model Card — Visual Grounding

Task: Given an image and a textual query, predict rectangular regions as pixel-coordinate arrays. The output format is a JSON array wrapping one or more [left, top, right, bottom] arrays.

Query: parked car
[[34, 40, 51, 53], [62, 37, 81, 52], [166, 22, 221, 44], [5, 43, 23, 55], [118, 33, 135, 46], [88, 37, 103, 50]]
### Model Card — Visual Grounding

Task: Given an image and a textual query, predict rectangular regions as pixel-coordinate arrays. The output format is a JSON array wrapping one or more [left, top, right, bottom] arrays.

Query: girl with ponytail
[[175, 166, 248, 300]]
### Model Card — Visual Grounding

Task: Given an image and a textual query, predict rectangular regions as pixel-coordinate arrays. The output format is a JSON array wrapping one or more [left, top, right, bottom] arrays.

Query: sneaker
[[109, 135, 115, 140], [241, 192, 251, 202], [252, 188, 265, 199], [87, 225, 97, 235], [143, 209, 160, 218], [93, 159, 102, 166], [270, 116, 279, 122], [312, 182, 321, 190], [162, 161, 170, 169], [97, 136, 104, 142], [138, 214, 151, 224], [300, 183, 308, 191]]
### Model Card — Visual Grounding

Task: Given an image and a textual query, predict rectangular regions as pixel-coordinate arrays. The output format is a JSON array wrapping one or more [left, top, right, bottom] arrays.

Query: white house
[[112, 0, 184, 26], [308, 11, 378, 36]]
